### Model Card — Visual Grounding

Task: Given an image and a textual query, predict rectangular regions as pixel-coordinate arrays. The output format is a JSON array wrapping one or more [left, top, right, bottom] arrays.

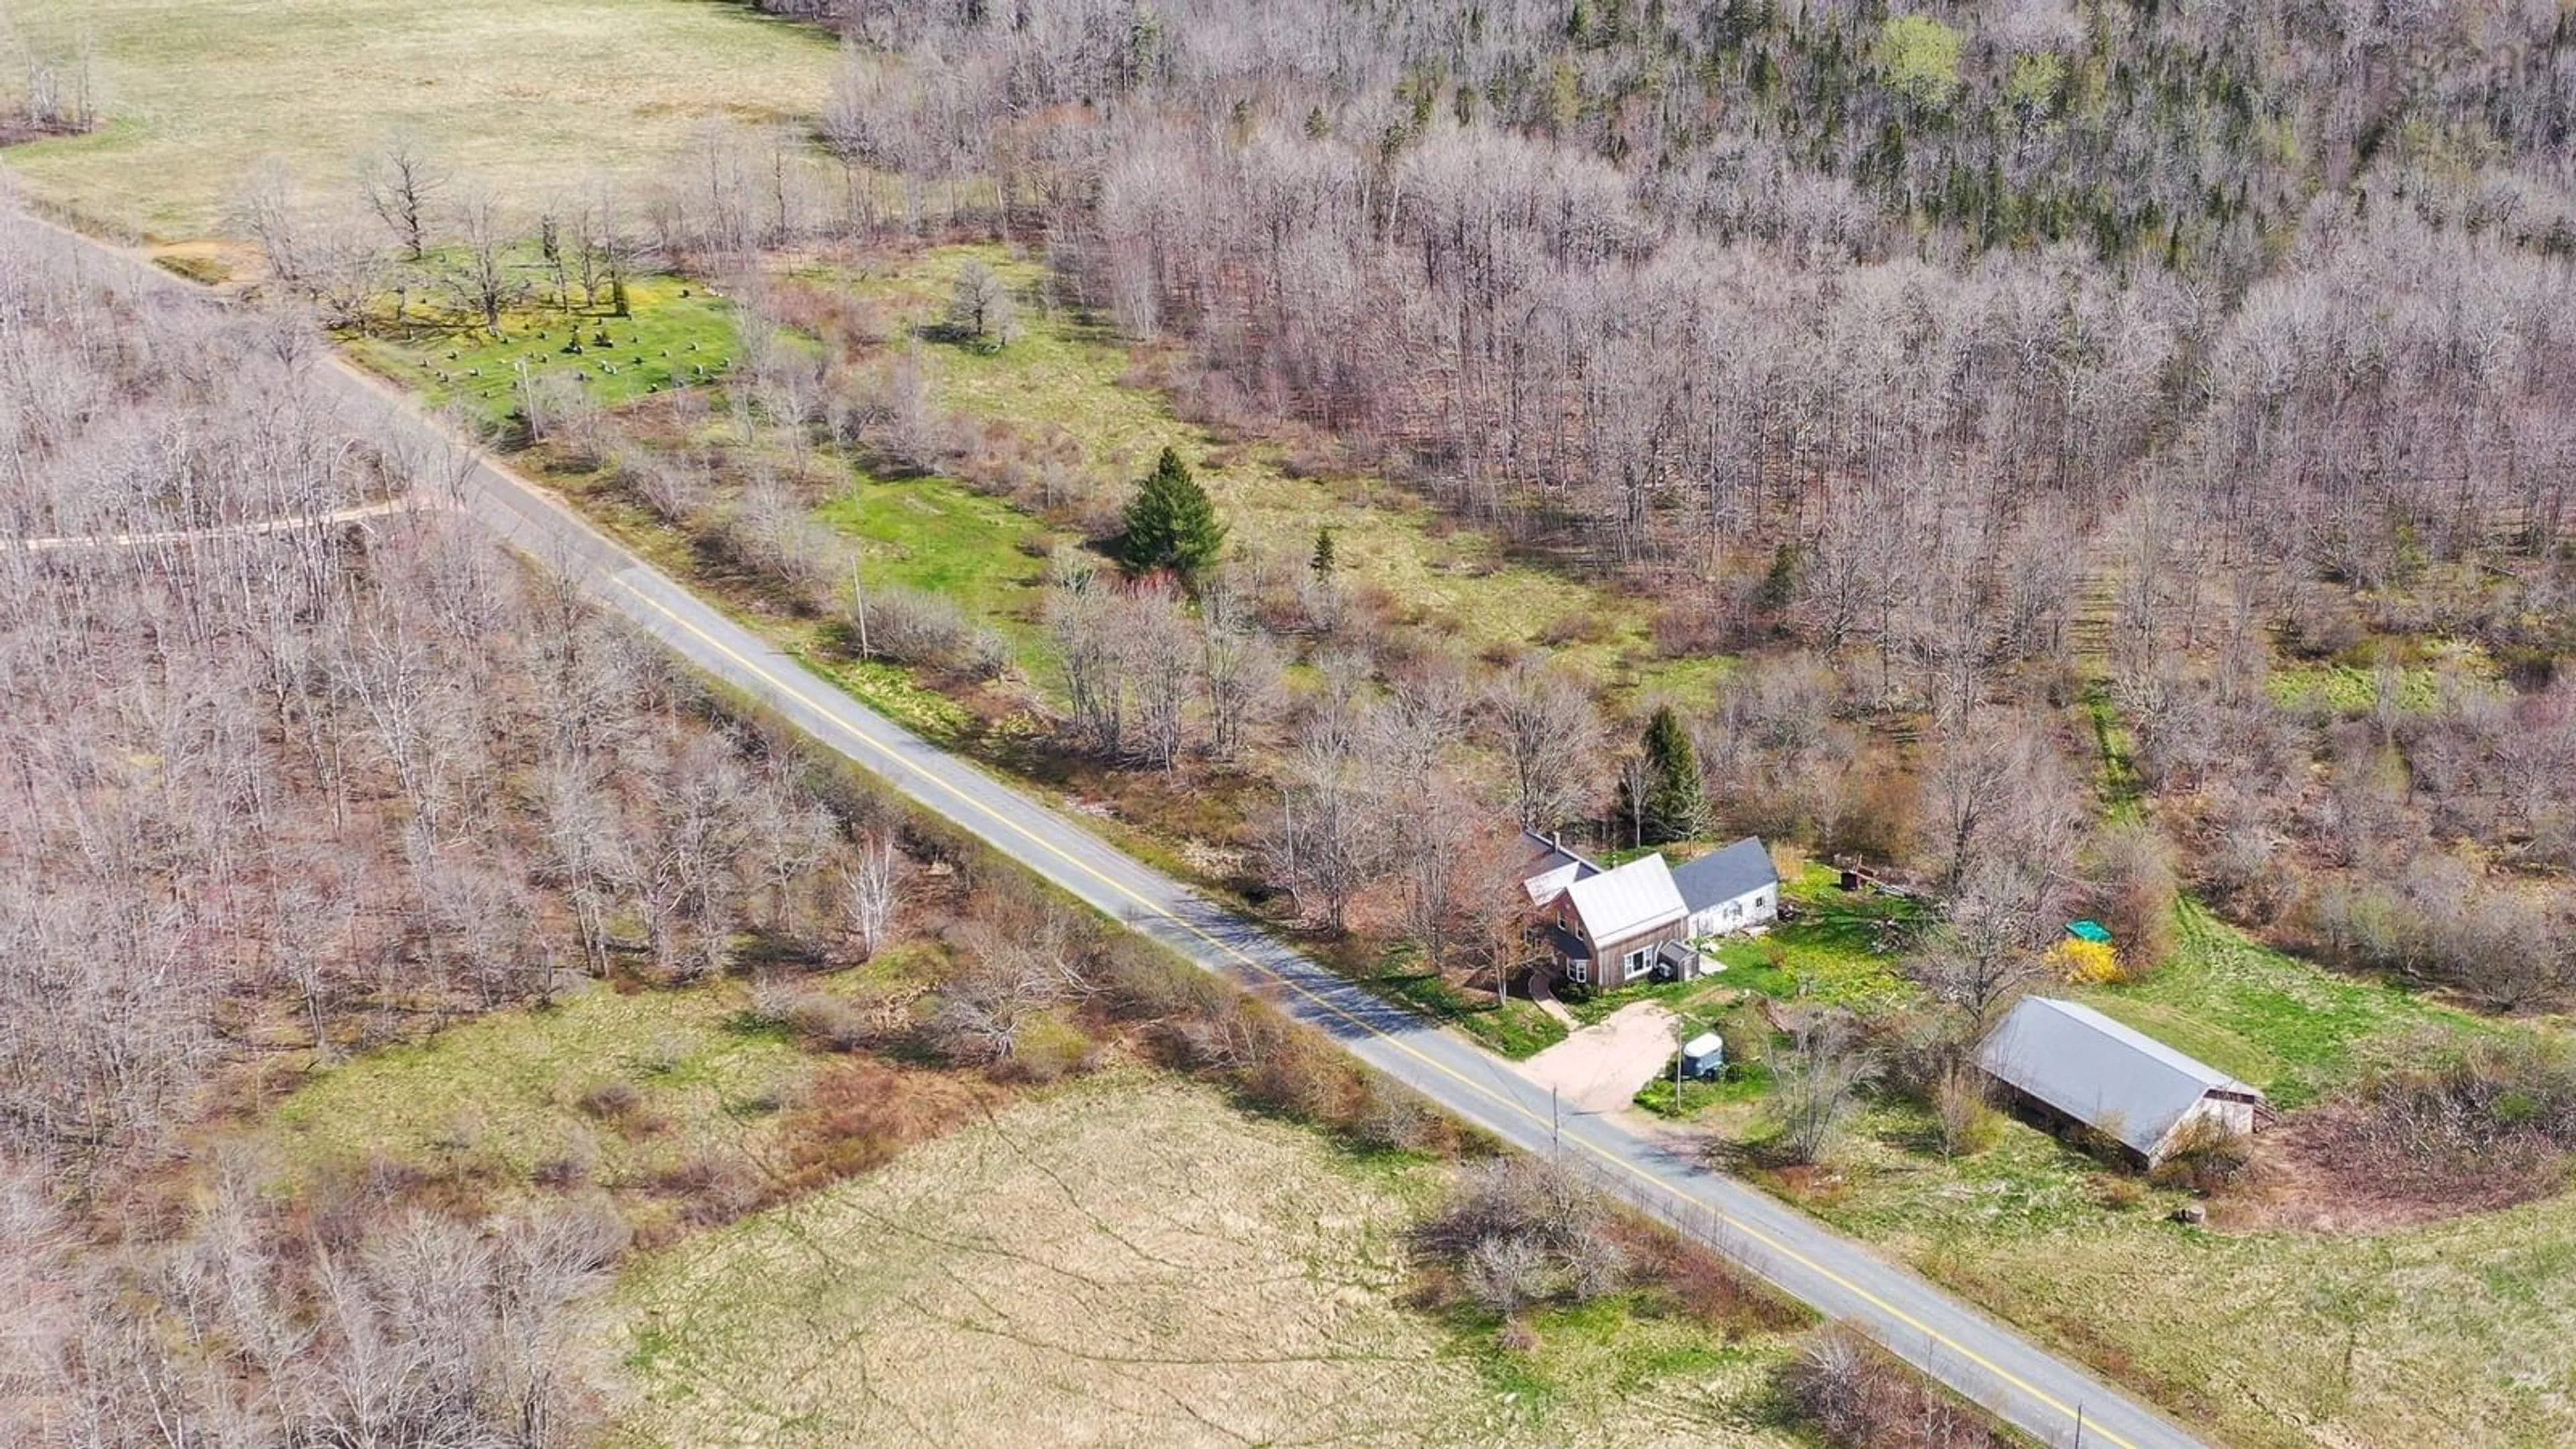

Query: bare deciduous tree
[[447, 188, 523, 333], [1772, 1016, 1878, 1165], [841, 831, 904, 960], [361, 131, 446, 261], [947, 258, 1019, 344], [1485, 658, 1604, 829]]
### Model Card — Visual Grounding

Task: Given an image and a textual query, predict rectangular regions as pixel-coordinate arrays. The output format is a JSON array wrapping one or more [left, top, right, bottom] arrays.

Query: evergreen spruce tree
[[1757, 541, 1799, 615], [1615, 705, 1709, 845], [1119, 447, 1228, 582], [1310, 525, 1337, 578]]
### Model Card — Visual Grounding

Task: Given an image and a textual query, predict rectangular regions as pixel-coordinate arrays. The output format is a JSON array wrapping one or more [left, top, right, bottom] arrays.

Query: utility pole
[[851, 552, 871, 659], [1551, 1086, 1560, 1148]]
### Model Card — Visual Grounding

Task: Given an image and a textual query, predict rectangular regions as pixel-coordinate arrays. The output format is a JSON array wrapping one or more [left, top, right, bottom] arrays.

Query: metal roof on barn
[[1976, 997, 2263, 1160]]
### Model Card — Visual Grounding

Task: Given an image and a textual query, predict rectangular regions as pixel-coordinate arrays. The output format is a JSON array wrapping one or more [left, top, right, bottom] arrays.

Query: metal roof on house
[[1517, 829, 1601, 907], [1671, 837, 1778, 914], [1977, 998, 2262, 1159], [1562, 854, 1686, 943]]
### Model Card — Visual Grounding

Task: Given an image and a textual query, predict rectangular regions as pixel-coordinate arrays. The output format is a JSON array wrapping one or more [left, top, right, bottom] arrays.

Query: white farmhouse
[[1517, 830, 1780, 989]]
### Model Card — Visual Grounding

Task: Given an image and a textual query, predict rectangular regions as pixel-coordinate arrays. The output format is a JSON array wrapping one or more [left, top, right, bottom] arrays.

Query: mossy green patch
[[2266, 639, 2500, 718], [812, 472, 1054, 665], [2081, 903, 2484, 1108], [345, 274, 744, 427], [265, 978, 806, 1188]]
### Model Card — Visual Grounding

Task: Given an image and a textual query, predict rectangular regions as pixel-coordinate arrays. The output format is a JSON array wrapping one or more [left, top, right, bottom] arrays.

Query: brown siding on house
[[1592, 925, 1668, 985], [1544, 894, 1686, 986]]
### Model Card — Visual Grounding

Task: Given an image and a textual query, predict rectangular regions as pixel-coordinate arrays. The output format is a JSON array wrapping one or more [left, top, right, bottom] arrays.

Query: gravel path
[[1518, 1002, 1682, 1114]]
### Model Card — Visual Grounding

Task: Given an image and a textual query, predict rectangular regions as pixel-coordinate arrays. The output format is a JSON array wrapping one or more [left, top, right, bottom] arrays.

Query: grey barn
[[1976, 997, 2265, 1167]]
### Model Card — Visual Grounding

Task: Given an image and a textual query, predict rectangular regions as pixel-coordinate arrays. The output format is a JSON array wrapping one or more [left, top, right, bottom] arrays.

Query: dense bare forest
[[210, 0, 2571, 1022], [729, 0, 2576, 1009], [0, 213, 957, 1443], [11, 0, 2576, 1439], [0, 210, 1601, 1446], [196, 0, 2576, 1024]]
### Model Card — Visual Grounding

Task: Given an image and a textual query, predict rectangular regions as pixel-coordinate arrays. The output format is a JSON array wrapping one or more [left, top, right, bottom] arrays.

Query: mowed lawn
[[0, 0, 837, 239]]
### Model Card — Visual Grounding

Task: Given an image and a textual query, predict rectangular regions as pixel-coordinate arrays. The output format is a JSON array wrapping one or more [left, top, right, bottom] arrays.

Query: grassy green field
[[1373, 949, 1570, 1058], [345, 273, 745, 423], [2078, 903, 2484, 1109], [821, 246, 1722, 700], [1562, 865, 1921, 1034], [609, 1073, 1810, 1448], [1770, 1097, 2576, 1449], [2267, 656, 2500, 718], [264, 976, 808, 1188], [1632, 888, 2483, 1123], [250, 977, 1813, 1447], [815, 470, 1057, 663], [1605, 881, 2575, 1447], [1, 0, 837, 239]]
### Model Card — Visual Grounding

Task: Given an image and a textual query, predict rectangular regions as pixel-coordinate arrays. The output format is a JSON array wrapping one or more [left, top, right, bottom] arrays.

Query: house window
[[1568, 957, 1589, 984], [1754, 892, 1770, 911], [1623, 947, 1650, 981]]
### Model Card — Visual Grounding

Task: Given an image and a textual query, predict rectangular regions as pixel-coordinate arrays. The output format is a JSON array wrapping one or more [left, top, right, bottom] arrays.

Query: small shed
[[1977, 998, 2265, 1167], [1654, 939, 1701, 981], [1679, 1032, 1727, 1080]]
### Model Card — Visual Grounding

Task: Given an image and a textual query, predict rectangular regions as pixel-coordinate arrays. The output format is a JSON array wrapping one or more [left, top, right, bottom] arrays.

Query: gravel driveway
[[1516, 1001, 1681, 1114]]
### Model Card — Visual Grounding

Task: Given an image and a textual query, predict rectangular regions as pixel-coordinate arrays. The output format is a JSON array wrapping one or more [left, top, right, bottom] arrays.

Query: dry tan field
[[608, 1073, 1806, 1448], [1, 0, 836, 237]]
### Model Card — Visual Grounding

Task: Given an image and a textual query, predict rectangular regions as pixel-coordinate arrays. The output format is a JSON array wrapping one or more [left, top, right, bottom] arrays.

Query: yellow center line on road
[[590, 564, 2143, 1449]]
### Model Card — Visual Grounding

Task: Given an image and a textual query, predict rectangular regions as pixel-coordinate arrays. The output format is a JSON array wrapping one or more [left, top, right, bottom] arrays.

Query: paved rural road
[[19, 208, 2209, 1449]]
